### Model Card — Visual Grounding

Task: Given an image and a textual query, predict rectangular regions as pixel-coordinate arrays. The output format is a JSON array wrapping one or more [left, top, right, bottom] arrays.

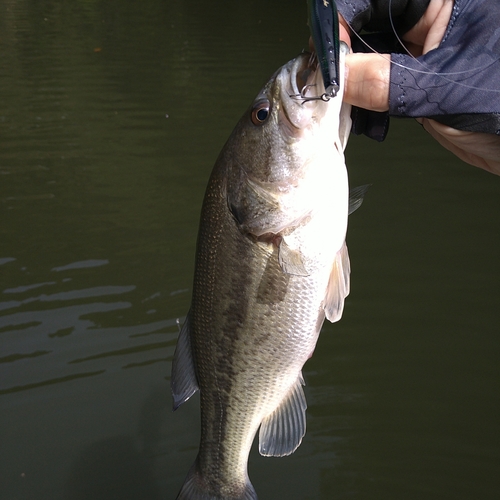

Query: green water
[[1, 0, 499, 498]]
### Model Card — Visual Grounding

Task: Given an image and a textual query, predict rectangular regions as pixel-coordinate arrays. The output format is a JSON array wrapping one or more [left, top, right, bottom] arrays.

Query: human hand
[[339, 0, 453, 112], [339, 0, 500, 175], [417, 118, 500, 175]]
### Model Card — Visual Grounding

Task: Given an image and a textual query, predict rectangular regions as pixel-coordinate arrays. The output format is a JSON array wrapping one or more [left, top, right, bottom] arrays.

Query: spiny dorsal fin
[[171, 314, 199, 411], [323, 242, 350, 322], [348, 184, 370, 215], [258, 373, 307, 457]]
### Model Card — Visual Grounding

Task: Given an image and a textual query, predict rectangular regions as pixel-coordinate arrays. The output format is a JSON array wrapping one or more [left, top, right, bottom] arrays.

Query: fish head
[[224, 48, 350, 237], [273, 47, 351, 153], [277, 52, 333, 134]]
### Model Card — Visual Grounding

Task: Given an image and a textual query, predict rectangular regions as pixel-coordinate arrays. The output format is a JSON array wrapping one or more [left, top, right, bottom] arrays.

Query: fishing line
[[387, 0, 497, 81], [344, 0, 500, 94]]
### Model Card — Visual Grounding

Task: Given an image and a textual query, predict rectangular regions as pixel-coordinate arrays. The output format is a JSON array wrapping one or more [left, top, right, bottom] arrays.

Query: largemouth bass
[[172, 44, 354, 499]]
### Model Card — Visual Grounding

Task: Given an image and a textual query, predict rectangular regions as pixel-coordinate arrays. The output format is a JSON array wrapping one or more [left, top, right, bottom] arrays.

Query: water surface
[[1, 1, 499, 499]]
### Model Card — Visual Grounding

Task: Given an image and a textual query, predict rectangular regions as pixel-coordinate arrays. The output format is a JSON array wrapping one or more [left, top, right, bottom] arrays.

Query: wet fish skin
[[172, 47, 352, 499]]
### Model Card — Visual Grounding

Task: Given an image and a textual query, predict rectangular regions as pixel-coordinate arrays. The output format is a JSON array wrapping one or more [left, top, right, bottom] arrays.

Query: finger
[[338, 14, 351, 47], [403, 0, 453, 54], [343, 53, 390, 112], [401, 41, 424, 58], [419, 118, 500, 175]]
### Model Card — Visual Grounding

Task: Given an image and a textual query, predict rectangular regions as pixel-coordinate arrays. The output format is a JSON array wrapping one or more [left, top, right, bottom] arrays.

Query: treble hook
[[290, 83, 337, 104]]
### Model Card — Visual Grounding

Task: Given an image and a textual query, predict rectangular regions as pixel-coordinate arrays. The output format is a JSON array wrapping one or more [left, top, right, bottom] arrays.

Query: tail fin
[[176, 462, 257, 500]]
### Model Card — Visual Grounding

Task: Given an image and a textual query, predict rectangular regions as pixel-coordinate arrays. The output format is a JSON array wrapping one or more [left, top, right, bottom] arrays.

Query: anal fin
[[171, 314, 199, 411], [258, 373, 307, 457]]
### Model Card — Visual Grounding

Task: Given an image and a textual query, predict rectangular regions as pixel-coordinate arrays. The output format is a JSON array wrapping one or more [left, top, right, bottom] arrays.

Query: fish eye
[[251, 99, 270, 125]]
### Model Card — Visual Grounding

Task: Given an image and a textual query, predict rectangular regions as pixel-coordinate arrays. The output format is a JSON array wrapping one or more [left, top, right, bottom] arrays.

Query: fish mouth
[[289, 52, 318, 100], [279, 53, 325, 133]]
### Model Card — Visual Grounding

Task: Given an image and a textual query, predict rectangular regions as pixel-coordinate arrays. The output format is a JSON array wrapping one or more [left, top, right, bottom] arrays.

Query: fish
[[171, 43, 356, 499]]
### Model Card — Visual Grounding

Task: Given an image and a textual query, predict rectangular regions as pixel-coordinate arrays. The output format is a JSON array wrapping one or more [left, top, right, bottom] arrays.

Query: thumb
[[344, 53, 391, 112]]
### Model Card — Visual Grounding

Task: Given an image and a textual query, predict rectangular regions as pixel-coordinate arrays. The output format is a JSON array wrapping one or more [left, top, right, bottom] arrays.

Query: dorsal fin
[[171, 314, 199, 411]]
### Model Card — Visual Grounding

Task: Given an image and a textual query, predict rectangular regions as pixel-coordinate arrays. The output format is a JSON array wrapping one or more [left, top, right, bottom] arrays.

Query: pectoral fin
[[171, 314, 199, 411], [323, 242, 350, 322], [258, 373, 307, 457], [278, 239, 309, 276]]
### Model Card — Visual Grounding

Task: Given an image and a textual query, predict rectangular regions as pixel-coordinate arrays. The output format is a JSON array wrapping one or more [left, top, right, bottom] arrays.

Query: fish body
[[172, 46, 352, 499]]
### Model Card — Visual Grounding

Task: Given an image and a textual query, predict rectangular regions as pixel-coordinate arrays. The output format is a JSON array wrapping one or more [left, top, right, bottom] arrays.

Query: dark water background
[[1, 0, 499, 498]]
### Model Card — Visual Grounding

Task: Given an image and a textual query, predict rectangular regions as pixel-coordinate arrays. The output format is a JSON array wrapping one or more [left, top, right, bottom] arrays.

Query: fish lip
[[289, 52, 316, 98], [279, 53, 322, 133]]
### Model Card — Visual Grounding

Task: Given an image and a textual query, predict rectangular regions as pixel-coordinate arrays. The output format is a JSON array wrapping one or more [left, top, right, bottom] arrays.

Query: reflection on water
[[1, 0, 500, 499], [0, 256, 188, 498], [0, 259, 177, 395]]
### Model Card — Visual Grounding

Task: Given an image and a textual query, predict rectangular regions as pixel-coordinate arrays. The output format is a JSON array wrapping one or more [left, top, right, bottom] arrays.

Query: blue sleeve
[[336, 0, 429, 34], [389, 0, 500, 134], [337, 0, 500, 135]]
